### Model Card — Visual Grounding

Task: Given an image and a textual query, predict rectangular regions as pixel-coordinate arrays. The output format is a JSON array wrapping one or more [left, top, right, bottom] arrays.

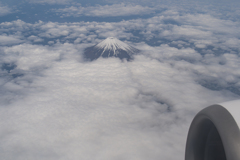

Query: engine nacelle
[[185, 100, 240, 160]]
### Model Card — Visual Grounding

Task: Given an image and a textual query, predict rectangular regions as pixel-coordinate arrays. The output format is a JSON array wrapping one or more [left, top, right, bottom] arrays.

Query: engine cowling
[[185, 100, 240, 160]]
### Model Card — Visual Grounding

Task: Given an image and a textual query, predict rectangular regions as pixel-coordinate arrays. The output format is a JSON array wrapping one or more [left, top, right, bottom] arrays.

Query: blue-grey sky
[[0, 0, 240, 160]]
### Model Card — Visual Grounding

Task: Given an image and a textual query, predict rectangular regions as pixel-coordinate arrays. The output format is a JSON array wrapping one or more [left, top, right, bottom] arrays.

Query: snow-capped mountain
[[84, 37, 140, 61]]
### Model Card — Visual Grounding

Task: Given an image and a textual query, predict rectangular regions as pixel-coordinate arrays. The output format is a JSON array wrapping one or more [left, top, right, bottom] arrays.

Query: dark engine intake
[[185, 100, 240, 160]]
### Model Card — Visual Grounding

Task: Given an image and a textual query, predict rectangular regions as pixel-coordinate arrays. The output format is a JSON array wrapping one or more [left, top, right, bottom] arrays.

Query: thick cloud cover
[[0, 1, 240, 160]]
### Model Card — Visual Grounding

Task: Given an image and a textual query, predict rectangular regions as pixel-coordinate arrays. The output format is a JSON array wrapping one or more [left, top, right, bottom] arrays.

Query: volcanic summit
[[84, 37, 140, 61]]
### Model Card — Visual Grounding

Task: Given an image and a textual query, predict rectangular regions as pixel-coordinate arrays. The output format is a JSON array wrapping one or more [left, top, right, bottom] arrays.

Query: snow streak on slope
[[96, 37, 136, 56], [84, 37, 140, 61]]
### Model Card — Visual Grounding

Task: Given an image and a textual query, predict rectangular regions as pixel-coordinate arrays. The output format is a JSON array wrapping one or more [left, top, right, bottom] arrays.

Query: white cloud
[[3, 44, 62, 70], [162, 25, 212, 39], [27, 35, 44, 43], [0, 35, 23, 45], [27, 0, 72, 5], [55, 3, 156, 17], [0, 3, 12, 16], [1, 48, 234, 159], [138, 44, 202, 62], [224, 38, 240, 50]]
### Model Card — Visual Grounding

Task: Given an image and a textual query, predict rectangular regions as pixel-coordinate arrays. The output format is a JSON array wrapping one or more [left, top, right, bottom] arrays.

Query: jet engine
[[185, 100, 240, 160]]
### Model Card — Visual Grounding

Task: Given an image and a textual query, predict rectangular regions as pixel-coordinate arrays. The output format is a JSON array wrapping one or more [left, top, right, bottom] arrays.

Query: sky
[[0, 0, 240, 159]]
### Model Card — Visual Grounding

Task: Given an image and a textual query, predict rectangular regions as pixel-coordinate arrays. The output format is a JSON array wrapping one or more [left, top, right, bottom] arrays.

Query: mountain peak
[[84, 37, 140, 61]]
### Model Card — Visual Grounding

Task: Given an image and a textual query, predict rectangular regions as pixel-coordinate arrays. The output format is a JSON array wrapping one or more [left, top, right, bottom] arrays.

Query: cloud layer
[[0, 2, 240, 160]]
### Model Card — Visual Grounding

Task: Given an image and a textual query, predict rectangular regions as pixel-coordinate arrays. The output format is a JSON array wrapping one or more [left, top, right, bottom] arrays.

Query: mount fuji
[[84, 37, 140, 61]]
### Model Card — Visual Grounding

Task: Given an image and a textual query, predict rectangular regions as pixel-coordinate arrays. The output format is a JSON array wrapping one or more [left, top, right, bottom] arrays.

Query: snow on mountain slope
[[84, 37, 140, 61]]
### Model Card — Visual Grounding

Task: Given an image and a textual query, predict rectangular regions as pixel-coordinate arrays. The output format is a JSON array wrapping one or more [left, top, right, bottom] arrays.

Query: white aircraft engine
[[185, 100, 240, 160]]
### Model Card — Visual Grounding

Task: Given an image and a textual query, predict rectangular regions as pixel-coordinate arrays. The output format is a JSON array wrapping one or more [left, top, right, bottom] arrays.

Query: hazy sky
[[0, 0, 240, 160]]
